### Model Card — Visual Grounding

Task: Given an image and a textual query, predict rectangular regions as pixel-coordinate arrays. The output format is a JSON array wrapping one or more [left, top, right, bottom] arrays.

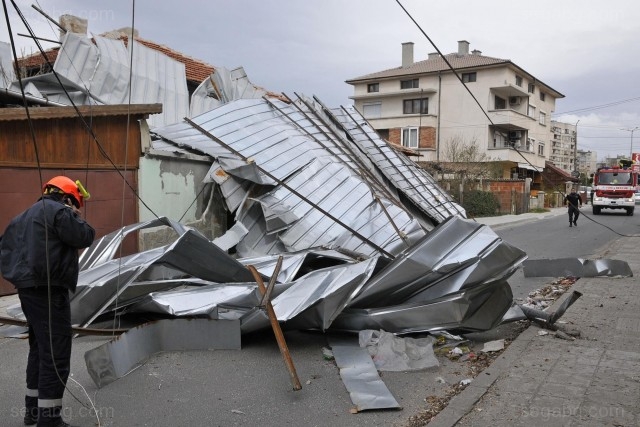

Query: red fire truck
[[591, 160, 637, 216]]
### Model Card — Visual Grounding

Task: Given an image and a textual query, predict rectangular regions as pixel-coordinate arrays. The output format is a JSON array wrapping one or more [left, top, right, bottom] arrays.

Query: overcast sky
[[2, 0, 640, 160]]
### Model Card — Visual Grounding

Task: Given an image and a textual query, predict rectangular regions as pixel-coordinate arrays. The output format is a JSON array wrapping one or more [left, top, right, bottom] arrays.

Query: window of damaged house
[[403, 98, 428, 114], [401, 127, 419, 148], [400, 78, 419, 89], [539, 111, 546, 126], [540, 91, 546, 102], [462, 72, 476, 83], [362, 102, 382, 119], [528, 104, 536, 118], [367, 83, 379, 93], [528, 83, 535, 94], [537, 141, 545, 156], [495, 96, 506, 110]]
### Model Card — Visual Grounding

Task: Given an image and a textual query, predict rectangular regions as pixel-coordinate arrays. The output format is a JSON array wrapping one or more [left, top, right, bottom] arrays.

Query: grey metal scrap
[[73, 224, 264, 326], [522, 258, 632, 278], [328, 334, 401, 411], [332, 280, 514, 335], [84, 319, 241, 388], [348, 216, 526, 308], [151, 98, 428, 258]]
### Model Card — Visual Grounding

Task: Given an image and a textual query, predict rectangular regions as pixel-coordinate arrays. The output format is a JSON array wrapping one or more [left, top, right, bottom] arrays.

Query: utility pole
[[621, 126, 639, 159]]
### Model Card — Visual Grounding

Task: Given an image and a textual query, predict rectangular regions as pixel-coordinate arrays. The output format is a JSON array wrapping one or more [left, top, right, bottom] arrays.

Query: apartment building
[[549, 120, 577, 172], [576, 149, 598, 178], [346, 40, 564, 181]]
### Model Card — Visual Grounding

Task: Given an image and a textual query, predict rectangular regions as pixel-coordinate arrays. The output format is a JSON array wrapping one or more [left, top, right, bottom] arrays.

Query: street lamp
[[621, 126, 639, 159]]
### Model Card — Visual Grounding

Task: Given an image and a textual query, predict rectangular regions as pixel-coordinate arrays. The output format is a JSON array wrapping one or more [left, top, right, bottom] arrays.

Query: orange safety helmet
[[43, 176, 84, 207]]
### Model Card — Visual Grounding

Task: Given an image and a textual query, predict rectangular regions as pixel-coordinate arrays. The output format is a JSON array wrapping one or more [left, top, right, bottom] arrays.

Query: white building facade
[[346, 40, 564, 180]]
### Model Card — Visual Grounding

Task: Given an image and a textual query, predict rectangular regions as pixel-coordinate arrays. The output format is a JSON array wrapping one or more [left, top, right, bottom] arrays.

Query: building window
[[495, 96, 506, 110], [515, 75, 523, 87], [539, 111, 546, 126], [367, 83, 379, 93], [362, 102, 382, 119], [540, 92, 546, 101], [528, 104, 536, 118], [403, 98, 428, 114], [462, 72, 477, 83], [401, 127, 419, 148], [537, 142, 545, 156], [528, 83, 535, 94], [400, 78, 419, 89]]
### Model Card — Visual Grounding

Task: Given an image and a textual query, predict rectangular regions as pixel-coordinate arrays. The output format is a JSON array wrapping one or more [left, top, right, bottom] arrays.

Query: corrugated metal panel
[[38, 33, 189, 128], [327, 104, 466, 222], [190, 66, 266, 117], [153, 98, 426, 258]]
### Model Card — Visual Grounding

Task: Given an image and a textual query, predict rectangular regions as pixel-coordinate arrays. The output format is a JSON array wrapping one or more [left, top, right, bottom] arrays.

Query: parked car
[[635, 191, 640, 204]]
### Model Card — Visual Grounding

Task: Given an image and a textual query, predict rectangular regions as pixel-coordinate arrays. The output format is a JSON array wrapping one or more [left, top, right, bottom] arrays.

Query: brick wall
[[388, 126, 436, 149]]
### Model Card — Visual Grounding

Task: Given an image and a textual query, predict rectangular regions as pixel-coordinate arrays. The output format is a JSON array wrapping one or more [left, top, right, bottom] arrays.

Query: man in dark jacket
[[564, 187, 583, 227], [0, 176, 95, 427]]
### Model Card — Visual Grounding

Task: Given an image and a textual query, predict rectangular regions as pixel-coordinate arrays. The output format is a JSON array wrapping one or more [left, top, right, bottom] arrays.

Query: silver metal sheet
[[84, 319, 241, 388], [152, 98, 427, 258], [522, 258, 632, 278], [328, 104, 466, 222], [328, 334, 401, 411], [73, 227, 262, 326], [349, 216, 526, 308], [130, 283, 260, 317], [273, 257, 379, 331], [331, 280, 514, 335], [190, 66, 267, 117]]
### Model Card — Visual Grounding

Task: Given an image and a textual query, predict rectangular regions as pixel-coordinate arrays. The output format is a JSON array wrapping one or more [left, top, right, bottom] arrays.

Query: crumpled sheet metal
[[331, 280, 514, 335], [522, 258, 632, 278], [272, 257, 379, 331], [72, 226, 262, 326], [151, 97, 432, 258], [79, 217, 189, 271], [348, 216, 526, 308], [190, 66, 267, 117], [50, 33, 189, 128], [130, 283, 261, 317], [328, 334, 401, 411], [84, 319, 241, 388], [323, 103, 466, 223]]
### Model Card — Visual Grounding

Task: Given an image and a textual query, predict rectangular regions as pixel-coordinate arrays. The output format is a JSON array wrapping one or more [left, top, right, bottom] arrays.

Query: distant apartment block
[[576, 149, 598, 178], [549, 120, 577, 173]]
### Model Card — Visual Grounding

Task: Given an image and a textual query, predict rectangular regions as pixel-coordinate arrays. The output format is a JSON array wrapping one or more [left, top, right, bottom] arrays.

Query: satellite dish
[[571, 170, 580, 178]]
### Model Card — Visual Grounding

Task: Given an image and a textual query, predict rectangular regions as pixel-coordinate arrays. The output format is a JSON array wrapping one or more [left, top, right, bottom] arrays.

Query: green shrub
[[462, 190, 499, 217]]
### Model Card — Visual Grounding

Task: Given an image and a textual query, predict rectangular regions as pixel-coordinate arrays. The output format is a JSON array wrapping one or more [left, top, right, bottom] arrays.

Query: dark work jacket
[[564, 192, 582, 210], [0, 195, 95, 292]]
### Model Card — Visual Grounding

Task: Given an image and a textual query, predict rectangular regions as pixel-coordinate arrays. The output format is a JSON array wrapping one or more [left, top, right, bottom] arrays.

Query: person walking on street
[[0, 176, 95, 427], [564, 187, 583, 227]]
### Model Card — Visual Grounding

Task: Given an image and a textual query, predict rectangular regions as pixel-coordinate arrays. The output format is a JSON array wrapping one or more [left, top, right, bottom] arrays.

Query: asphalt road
[[1, 209, 638, 427], [490, 206, 640, 300]]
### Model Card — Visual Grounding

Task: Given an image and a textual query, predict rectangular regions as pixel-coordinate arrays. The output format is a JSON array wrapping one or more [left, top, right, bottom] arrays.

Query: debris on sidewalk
[[480, 339, 505, 353]]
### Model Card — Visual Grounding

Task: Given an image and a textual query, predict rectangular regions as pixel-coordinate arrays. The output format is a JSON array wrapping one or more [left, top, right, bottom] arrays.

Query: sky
[[2, 0, 640, 161]]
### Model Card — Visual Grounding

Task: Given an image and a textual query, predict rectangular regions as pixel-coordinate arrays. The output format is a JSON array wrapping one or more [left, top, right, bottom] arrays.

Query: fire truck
[[591, 159, 637, 216]]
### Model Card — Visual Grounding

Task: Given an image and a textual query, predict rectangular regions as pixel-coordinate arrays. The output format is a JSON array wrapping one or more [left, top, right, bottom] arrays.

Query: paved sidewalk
[[430, 234, 640, 426]]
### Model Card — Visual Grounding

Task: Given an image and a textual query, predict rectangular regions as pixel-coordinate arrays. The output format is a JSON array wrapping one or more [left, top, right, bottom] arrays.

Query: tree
[[441, 135, 501, 181]]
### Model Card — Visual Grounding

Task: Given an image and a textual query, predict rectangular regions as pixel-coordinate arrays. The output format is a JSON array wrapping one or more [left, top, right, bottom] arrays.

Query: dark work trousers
[[18, 286, 71, 426], [568, 206, 580, 224]]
